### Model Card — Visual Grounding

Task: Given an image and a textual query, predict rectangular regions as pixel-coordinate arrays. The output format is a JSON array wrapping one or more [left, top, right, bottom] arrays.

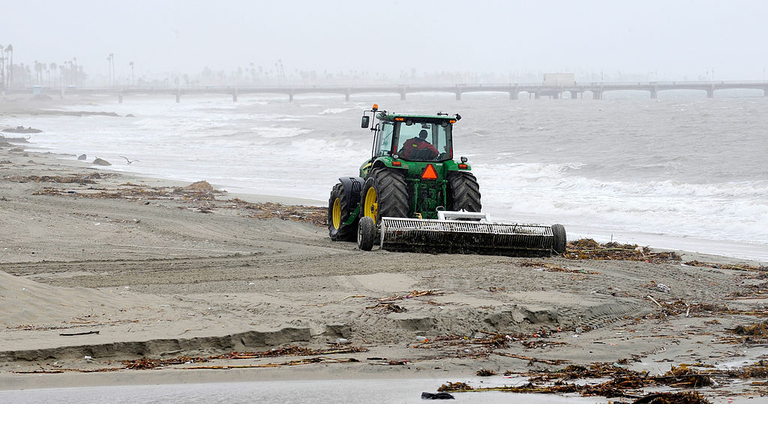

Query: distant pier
[[13, 81, 768, 103]]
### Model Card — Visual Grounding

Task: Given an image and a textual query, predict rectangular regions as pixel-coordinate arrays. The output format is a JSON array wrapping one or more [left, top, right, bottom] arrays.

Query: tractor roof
[[377, 111, 458, 122]]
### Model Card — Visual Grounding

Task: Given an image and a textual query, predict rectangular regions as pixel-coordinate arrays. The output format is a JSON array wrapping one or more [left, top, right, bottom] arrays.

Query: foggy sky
[[4, 0, 767, 81]]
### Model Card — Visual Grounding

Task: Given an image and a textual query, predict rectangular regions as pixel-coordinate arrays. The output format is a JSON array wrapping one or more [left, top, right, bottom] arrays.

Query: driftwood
[[494, 352, 569, 365], [59, 330, 100, 337]]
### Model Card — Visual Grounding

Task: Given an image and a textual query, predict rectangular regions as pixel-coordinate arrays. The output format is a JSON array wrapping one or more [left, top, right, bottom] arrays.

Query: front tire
[[328, 182, 356, 241], [361, 168, 408, 225], [357, 216, 376, 251], [448, 171, 482, 212]]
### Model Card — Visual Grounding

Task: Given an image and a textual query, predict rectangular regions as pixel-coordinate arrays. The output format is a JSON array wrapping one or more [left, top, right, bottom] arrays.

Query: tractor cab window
[[395, 121, 451, 162], [375, 121, 395, 157]]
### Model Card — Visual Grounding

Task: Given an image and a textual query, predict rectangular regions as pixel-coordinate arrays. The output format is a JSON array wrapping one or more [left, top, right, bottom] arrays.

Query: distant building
[[543, 73, 575, 86]]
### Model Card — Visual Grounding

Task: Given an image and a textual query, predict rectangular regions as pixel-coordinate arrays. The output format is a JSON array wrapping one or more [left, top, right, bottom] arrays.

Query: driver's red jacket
[[399, 138, 438, 160]]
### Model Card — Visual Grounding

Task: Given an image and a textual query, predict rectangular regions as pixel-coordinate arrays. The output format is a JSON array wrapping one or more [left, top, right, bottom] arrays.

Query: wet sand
[[1, 97, 767, 404]]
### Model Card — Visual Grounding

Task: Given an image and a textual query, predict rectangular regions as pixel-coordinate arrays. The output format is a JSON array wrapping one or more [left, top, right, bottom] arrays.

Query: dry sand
[[1, 97, 767, 403]]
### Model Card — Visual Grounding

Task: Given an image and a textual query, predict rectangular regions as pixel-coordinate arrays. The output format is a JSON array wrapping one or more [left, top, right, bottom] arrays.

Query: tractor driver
[[399, 129, 439, 160]]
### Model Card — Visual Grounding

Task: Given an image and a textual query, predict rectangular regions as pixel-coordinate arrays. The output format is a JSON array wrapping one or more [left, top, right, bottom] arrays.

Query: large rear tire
[[328, 182, 356, 241], [361, 168, 408, 225], [448, 171, 482, 212]]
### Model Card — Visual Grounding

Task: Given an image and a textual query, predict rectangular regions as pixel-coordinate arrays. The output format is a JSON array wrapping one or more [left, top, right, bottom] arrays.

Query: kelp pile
[[435, 358, 768, 402], [6, 173, 116, 185], [564, 239, 681, 263], [28, 178, 327, 226], [437, 362, 715, 402], [122, 345, 368, 370]]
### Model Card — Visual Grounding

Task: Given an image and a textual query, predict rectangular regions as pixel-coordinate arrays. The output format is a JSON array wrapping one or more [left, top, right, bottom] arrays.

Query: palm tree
[[106, 53, 114, 88], [0, 44, 4, 90], [5, 45, 13, 89], [65, 60, 72, 86], [34, 61, 41, 85], [49, 62, 57, 88], [72, 57, 77, 86]]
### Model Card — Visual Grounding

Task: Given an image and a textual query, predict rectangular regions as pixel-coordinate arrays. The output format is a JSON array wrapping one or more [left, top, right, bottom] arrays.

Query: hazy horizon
[[3, 0, 768, 84]]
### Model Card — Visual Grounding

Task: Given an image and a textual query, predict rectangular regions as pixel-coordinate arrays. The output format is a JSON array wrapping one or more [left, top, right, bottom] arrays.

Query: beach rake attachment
[[379, 211, 566, 257]]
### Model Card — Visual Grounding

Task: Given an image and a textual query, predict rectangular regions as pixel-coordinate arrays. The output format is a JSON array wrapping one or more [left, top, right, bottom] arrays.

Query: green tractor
[[328, 104, 566, 256]]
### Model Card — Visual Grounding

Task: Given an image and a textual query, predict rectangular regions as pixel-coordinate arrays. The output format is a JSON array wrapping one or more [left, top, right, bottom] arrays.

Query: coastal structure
[[9, 80, 768, 103]]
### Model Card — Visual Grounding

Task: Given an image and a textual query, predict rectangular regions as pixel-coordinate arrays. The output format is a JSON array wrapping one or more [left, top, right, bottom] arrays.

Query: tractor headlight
[[461, 156, 468, 163]]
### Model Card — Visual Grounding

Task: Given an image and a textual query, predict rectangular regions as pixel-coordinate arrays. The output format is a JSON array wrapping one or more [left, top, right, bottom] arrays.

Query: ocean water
[[11, 91, 768, 261]]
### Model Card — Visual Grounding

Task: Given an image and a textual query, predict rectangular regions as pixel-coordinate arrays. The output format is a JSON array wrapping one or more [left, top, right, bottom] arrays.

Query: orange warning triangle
[[421, 164, 438, 180]]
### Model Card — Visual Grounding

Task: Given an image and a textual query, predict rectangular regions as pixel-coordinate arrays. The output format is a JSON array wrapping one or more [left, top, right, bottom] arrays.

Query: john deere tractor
[[328, 104, 566, 256]]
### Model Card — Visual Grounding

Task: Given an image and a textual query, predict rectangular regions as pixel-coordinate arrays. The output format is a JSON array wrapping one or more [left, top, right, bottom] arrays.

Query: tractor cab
[[361, 106, 458, 176]]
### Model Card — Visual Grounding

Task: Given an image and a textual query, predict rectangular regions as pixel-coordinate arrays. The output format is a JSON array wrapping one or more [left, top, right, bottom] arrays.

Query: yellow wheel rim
[[332, 198, 342, 229], [364, 187, 378, 224]]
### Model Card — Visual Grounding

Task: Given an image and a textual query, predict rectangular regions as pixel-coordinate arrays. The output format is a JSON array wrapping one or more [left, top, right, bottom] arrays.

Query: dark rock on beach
[[421, 392, 455, 400]]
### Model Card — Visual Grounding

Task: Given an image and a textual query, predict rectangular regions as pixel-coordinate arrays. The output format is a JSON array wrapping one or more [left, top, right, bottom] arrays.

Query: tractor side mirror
[[361, 115, 370, 129]]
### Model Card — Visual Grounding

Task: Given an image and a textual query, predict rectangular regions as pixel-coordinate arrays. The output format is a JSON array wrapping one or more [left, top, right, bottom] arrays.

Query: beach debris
[[435, 362, 716, 402], [655, 365, 714, 388], [6, 174, 107, 184], [378, 290, 443, 303], [731, 320, 768, 342], [727, 360, 768, 379], [215, 346, 367, 359], [632, 391, 709, 404], [77, 154, 87, 160], [438, 382, 473, 392], [495, 352, 569, 366], [683, 260, 763, 272], [123, 356, 208, 370], [564, 239, 681, 263], [476, 368, 496, 376], [421, 392, 455, 400], [647, 295, 664, 308], [646, 281, 671, 293], [186, 357, 361, 370], [366, 290, 444, 312], [519, 261, 599, 274], [92, 157, 111, 166], [121, 345, 368, 370], [727, 281, 768, 299], [59, 330, 100, 337], [28, 175, 328, 226], [184, 180, 214, 192]]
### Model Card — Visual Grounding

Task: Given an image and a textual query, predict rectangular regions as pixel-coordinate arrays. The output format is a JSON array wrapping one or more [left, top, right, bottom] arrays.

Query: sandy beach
[[1, 97, 767, 404]]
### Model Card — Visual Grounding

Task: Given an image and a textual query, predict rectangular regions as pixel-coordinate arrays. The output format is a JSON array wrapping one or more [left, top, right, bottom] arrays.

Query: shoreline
[[5, 93, 767, 264], [2, 98, 768, 403]]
